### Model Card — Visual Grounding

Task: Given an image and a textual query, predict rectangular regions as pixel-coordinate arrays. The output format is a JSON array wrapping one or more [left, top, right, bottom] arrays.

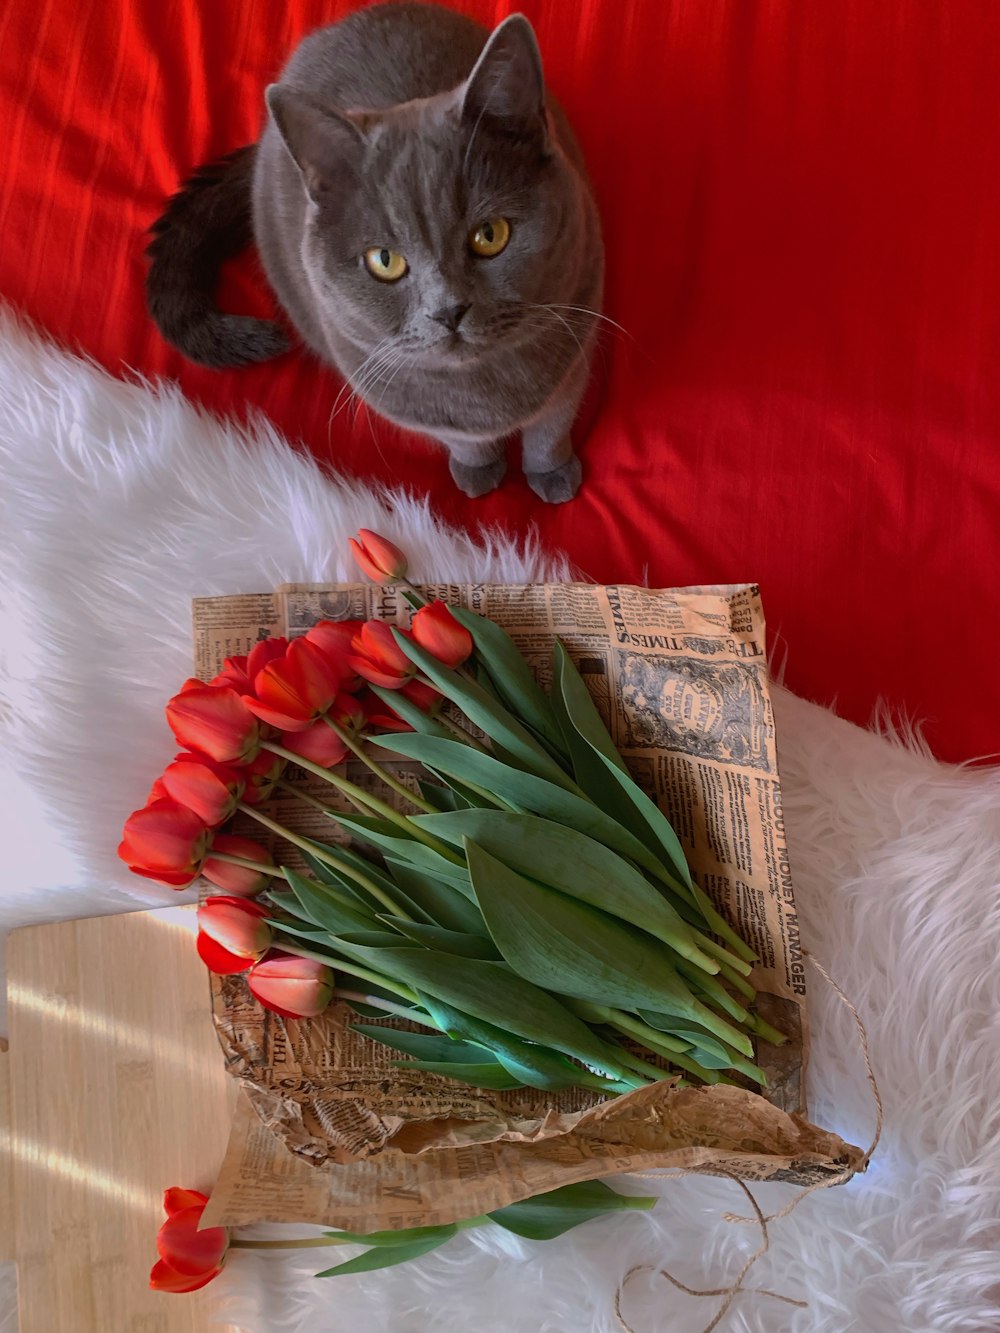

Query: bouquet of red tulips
[[121, 530, 785, 1107]]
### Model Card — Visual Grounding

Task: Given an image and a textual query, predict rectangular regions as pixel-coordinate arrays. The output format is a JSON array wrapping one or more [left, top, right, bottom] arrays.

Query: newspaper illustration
[[192, 582, 861, 1230]]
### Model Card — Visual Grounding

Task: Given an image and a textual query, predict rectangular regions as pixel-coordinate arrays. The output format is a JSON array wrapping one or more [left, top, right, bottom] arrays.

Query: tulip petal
[[279, 720, 349, 767], [156, 1205, 229, 1276], [164, 1187, 209, 1218], [197, 930, 253, 975], [149, 1258, 224, 1293], [242, 695, 311, 732]]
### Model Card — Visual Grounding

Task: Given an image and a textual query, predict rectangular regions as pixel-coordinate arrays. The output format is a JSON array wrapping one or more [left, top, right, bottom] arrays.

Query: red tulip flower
[[244, 636, 342, 731], [197, 896, 273, 973], [150, 1188, 228, 1293], [305, 619, 364, 686], [202, 835, 275, 896], [212, 654, 252, 695], [411, 601, 474, 668], [248, 951, 335, 1019], [247, 635, 289, 681], [239, 750, 285, 806], [118, 798, 211, 888], [166, 682, 261, 765], [159, 754, 244, 826], [348, 620, 416, 689], [360, 679, 441, 733], [348, 529, 408, 583], [279, 718, 349, 767]]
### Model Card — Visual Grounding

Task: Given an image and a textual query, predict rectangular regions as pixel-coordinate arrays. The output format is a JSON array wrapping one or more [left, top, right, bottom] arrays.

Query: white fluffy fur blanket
[[1, 307, 998, 1332]]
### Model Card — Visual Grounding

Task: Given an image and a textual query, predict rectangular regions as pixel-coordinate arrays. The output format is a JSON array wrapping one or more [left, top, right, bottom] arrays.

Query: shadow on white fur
[[1, 307, 998, 1331]]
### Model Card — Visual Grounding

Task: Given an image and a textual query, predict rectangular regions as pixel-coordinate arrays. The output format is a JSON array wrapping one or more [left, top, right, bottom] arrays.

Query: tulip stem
[[230, 1236, 350, 1250], [323, 717, 438, 814], [330, 988, 427, 1021], [207, 850, 287, 882], [399, 577, 430, 607], [274, 940, 420, 1004], [236, 803, 414, 920], [262, 743, 463, 865], [436, 712, 491, 753]]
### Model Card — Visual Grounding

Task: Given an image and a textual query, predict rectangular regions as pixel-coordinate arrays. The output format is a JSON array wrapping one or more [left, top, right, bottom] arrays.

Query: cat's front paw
[[526, 456, 582, 504], [449, 456, 507, 498]]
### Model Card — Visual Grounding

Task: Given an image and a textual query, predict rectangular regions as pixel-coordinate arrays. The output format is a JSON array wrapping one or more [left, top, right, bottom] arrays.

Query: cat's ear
[[462, 15, 547, 141], [266, 85, 364, 203]]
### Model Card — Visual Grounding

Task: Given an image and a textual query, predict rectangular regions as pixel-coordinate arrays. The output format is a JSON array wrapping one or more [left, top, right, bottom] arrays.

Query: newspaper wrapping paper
[[193, 583, 864, 1230]]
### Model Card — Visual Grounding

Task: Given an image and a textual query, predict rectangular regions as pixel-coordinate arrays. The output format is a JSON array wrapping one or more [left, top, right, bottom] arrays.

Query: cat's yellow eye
[[364, 247, 408, 282], [469, 217, 511, 258]]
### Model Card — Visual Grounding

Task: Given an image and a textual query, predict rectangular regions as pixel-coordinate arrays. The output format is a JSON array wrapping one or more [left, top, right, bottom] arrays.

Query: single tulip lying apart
[[150, 1179, 656, 1293]]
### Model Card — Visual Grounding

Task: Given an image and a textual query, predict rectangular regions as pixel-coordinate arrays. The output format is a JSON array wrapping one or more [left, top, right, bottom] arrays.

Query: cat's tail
[[146, 145, 289, 369]]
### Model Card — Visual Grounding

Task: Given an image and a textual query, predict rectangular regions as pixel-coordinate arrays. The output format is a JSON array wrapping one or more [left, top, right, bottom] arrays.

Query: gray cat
[[147, 3, 603, 504]]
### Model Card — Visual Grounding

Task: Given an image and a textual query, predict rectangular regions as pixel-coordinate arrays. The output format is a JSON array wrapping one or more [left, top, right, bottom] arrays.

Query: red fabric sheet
[[2, 0, 998, 763]]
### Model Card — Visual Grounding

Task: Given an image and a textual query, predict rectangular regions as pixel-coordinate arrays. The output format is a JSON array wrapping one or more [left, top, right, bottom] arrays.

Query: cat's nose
[[429, 303, 470, 333]]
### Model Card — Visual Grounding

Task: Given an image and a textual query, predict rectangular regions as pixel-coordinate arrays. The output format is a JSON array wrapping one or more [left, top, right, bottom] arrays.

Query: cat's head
[[265, 16, 585, 368]]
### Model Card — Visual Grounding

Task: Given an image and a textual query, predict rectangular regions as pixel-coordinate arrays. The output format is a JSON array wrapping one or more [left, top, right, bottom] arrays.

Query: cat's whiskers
[[328, 336, 395, 425], [537, 303, 636, 344], [333, 338, 405, 427]]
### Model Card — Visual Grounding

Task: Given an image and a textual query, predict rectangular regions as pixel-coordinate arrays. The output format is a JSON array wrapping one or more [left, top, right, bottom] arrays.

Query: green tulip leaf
[[369, 732, 673, 879], [463, 840, 753, 1058], [417, 780, 472, 813], [314, 1232, 455, 1277], [636, 1011, 734, 1065], [282, 870, 390, 938], [391, 628, 576, 791], [446, 605, 570, 757], [378, 918, 501, 959], [330, 942, 637, 1081], [391, 1058, 525, 1089], [302, 842, 435, 925], [349, 1023, 489, 1064], [408, 809, 713, 972], [382, 859, 488, 935], [368, 684, 453, 740], [488, 1180, 657, 1240], [550, 640, 630, 774], [334, 814, 473, 893], [418, 995, 598, 1092], [321, 1223, 459, 1248]]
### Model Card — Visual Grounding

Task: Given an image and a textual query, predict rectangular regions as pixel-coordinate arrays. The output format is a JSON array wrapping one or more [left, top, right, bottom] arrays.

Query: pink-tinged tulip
[[348, 529, 408, 583], [239, 749, 286, 806], [279, 719, 349, 767], [151, 1188, 228, 1292], [197, 896, 272, 963], [159, 754, 244, 826], [166, 682, 261, 765], [118, 798, 211, 888], [348, 620, 415, 689], [202, 835, 275, 896], [306, 619, 364, 688], [410, 601, 474, 668], [197, 929, 253, 975], [248, 951, 335, 1019], [244, 637, 342, 731]]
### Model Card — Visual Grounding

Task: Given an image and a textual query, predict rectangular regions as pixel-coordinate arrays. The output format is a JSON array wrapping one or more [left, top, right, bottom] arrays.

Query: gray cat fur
[[147, 3, 603, 503]]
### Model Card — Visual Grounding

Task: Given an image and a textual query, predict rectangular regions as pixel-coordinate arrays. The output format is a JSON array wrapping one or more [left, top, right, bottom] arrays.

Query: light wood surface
[[0, 1042, 13, 1262], [3, 906, 243, 1332]]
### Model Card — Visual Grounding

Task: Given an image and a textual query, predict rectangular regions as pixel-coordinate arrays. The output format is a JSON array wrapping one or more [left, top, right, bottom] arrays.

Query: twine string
[[613, 948, 883, 1333]]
